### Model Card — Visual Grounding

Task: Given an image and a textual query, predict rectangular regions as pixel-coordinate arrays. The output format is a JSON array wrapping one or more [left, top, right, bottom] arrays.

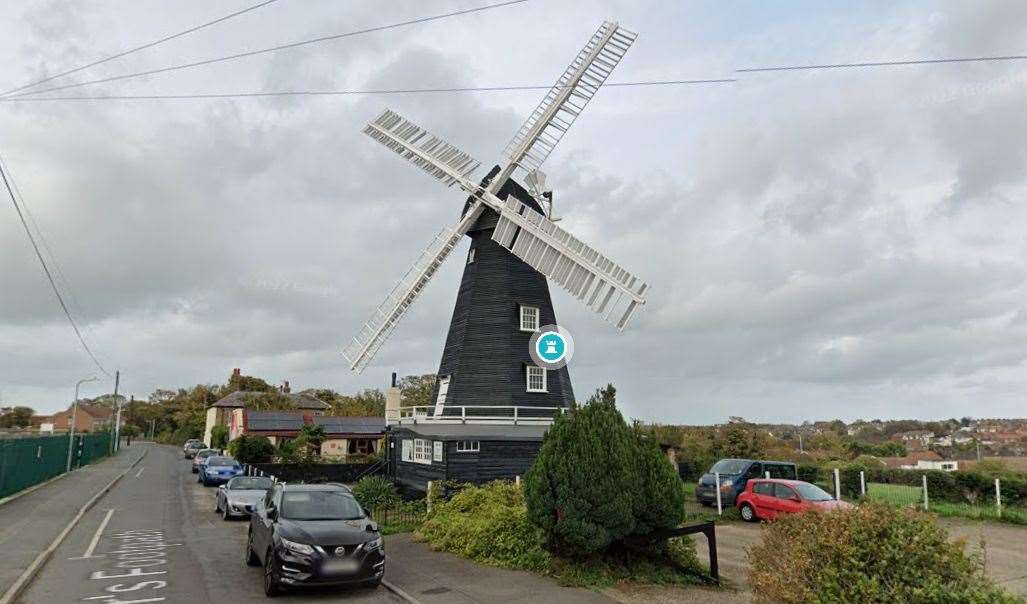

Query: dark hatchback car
[[246, 483, 384, 596]]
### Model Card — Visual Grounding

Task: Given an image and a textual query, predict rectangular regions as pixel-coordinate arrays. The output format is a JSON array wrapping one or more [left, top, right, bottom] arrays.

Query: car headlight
[[365, 536, 383, 550], [280, 538, 315, 555]]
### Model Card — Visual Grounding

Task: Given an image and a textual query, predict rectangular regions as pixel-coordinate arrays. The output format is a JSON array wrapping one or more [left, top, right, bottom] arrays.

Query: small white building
[[901, 459, 958, 472]]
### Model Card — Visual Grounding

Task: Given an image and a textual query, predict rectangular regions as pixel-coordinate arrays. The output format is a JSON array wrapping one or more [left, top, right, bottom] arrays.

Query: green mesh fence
[[0, 432, 112, 499]]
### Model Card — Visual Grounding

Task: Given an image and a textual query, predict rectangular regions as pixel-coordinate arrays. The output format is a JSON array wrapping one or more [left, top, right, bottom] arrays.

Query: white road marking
[[134, 467, 145, 478], [70, 509, 116, 560]]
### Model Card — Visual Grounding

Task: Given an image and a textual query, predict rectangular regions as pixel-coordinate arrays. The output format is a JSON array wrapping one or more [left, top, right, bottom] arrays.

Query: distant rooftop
[[212, 390, 330, 410]]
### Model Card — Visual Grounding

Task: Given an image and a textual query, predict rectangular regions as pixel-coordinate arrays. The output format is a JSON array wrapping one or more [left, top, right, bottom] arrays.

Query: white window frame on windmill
[[413, 438, 433, 464], [519, 305, 540, 332], [526, 365, 547, 393]]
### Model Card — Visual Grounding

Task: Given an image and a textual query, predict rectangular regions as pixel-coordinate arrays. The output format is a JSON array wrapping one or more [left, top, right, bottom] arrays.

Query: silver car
[[215, 475, 274, 520]]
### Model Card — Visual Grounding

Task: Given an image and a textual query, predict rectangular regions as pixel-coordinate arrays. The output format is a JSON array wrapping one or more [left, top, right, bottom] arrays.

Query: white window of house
[[413, 438, 433, 464], [434, 376, 450, 416], [456, 440, 480, 453], [433, 441, 443, 462], [519, 305, 539, 332], [467, 248, 476, 264], [401, 439, 413, 462], [526, 365, 547, 393]]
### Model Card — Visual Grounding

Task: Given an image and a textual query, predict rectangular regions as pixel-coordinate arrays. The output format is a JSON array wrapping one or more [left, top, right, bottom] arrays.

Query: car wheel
[[245, 531, 260, 567], [740, 503, 758, 522], [699, 500, 713, 508], [264, 550, 282, 597], [222, 503, 231, 521], [215, 496, 221, 513], [363, 578, 382, 589]]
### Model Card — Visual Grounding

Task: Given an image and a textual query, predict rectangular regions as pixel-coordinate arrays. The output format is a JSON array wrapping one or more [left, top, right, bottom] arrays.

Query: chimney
[[232, 368, 241, 378], [282, 380, 291, 394]]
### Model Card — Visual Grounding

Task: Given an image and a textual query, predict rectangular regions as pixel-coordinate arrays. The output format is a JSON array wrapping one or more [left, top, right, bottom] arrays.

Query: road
[[20, 443, 401, 603]]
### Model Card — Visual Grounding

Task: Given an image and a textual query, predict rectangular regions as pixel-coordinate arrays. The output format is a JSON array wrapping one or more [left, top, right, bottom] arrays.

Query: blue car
[[198, 455, 244, 486], [695, 458, 797, 507]]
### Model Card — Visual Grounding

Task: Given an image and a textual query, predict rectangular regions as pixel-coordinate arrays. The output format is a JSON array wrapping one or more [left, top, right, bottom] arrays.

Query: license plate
[[323, 559, 359, 574]]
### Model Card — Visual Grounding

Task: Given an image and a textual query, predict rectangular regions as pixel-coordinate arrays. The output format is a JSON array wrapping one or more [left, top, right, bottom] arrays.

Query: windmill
[[343, 21, 648, 415]]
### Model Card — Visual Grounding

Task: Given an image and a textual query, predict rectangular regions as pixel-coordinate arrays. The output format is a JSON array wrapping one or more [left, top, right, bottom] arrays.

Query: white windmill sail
[[500, 21, 636, 177], [491, 196, 647, 330], [343, 206, 484, 373], [344, 111, 489, 372], [345, 21, 646, 373], [363, 109, 482, 187]]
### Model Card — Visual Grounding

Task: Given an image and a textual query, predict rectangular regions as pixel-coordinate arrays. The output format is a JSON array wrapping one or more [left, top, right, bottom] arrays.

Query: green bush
[[227, 435, 275, 464], [419, 481, 552, 571], [796, 463, 822, 483], [634, 434, 685, 535], [748, 503, 1018, 603], [210, 425, 229, 450], [525, 385, 683, 558], [352, 475, 399, 511]]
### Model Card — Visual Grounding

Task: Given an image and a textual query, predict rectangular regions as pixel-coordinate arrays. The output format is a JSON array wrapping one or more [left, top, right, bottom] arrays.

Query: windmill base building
[[342, 21, 647, 492]]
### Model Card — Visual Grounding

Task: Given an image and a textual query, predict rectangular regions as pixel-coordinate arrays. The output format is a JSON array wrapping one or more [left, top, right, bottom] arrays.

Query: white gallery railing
[[386, 405, 565, 426]]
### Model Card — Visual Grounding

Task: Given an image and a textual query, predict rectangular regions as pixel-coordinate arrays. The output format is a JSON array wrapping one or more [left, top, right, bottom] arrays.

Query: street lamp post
[[66, 376, 98, 472]]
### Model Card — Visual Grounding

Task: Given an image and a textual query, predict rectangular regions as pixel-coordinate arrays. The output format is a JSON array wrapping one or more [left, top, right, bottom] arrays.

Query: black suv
[[246, 483, 384, 596]]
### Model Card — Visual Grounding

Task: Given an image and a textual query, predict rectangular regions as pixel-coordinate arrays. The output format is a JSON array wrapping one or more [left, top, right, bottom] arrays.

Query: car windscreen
[[207, 457, 236, 467], [795, 483, 834, 501], [229, 477, 272, 490], [280, 490, 363, 521], [709, 459, 749, 476]]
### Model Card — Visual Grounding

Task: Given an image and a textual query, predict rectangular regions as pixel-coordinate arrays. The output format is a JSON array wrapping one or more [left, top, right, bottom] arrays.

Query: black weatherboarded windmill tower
[[343, 21, 649, 490]]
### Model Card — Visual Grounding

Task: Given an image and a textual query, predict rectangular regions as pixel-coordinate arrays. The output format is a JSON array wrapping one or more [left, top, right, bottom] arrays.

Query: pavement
[[384, 533, 615, 603], [2, 443, 612, 603]]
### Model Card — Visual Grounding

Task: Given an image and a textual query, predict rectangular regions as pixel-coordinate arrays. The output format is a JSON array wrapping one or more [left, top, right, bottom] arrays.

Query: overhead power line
[[0, 0, 284, 98], [0, 79, 737, 102], [738, 54, 1027, 72], [0, 152, 113, 378], [7, 0, 528, 99]]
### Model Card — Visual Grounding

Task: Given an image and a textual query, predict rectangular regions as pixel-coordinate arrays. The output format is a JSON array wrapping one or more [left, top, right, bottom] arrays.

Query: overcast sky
[[1, 1, 1026, 423]]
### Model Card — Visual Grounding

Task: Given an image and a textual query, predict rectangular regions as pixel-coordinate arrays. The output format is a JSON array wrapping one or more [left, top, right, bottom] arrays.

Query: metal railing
[[386, 405, 564, 426]]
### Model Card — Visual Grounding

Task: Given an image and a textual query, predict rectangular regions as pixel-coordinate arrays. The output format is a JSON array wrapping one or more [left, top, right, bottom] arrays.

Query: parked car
[[191, 448, 219, 473], [736, 478, 853, 522], [198, 455, 244, 486], [246, 483, 384, 596], [696, 458, 798, 506], [184, 441, 208, 459], [216, 476, 274, 520]]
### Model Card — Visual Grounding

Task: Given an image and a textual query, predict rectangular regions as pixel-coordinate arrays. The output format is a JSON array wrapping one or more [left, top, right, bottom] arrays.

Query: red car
[[735, 479, 852, 522]]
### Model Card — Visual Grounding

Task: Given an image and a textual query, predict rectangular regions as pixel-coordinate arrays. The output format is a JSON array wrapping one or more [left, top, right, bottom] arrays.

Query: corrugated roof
[[212, 391, 330, 410], [246, 411, 305, 431], [314, 416, 385, 435]]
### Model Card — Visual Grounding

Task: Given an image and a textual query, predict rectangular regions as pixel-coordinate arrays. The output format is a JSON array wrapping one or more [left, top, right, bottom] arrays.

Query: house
[[387, 424, 547, 491], [891, 430, 935, 451], [232, 410, 384, 459], [880, 451, 944, 469], [910, 459, 959, 472], [41, 403, 120, 433], [203, 370, 330, 445]]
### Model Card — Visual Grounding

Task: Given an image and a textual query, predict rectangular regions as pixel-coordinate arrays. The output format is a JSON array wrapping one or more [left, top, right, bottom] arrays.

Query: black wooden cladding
[[387, 430, 542, 491], [431, 173, 574, 410]]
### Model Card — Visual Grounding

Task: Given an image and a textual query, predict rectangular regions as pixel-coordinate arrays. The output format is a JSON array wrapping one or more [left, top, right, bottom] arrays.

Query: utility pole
[[66, 376, 98, 472], [112, 371, 122, 453]]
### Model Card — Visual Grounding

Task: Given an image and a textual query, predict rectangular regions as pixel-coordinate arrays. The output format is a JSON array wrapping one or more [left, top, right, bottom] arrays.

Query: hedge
[[827, 465, 1027, 507]]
